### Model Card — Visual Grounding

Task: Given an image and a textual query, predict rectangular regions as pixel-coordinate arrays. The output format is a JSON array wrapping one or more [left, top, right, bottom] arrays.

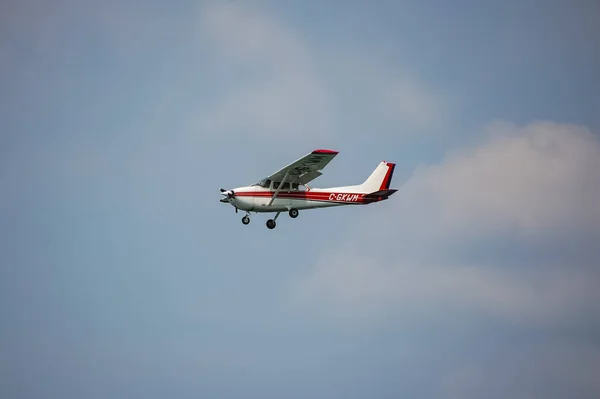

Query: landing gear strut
[[288, 208, 299, 218]]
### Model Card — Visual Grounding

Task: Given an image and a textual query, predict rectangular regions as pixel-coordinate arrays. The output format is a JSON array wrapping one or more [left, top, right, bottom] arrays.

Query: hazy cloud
[[326, 54, 451, 133], [293, 121, 600, 323], [3, 1, 599, 398], [195, 1, 449, 141], [196, 2, 332, 140], [437, 343, 600, 399]]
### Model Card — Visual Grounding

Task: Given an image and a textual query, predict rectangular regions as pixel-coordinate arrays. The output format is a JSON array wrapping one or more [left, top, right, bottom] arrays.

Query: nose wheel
[[242, 215, 250, 225], [288, 208, 299, 218]]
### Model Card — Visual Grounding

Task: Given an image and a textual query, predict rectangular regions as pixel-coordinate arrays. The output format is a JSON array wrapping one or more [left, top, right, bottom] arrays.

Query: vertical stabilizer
[[359, 161, 396, 193]]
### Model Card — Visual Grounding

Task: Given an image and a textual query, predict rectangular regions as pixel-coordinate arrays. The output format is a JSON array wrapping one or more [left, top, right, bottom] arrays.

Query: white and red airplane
[[220, 149, 397, 229]]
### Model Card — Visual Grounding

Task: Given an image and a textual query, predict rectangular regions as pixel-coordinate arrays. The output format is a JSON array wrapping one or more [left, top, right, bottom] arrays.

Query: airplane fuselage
[[223, 185, 381, 213], [219, 151, 396, 229]]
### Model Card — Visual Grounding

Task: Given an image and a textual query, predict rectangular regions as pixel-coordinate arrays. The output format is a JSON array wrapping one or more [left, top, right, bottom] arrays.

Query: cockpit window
[[273, 182, 292, 190], [252, 179, 305, 190]]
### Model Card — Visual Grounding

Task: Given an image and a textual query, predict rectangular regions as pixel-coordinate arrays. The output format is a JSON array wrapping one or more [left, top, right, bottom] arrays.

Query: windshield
[[252, 178, 271, 188]]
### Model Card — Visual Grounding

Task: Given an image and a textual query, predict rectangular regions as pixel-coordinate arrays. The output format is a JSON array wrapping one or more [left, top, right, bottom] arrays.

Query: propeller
[[220, 188, 235, 201]]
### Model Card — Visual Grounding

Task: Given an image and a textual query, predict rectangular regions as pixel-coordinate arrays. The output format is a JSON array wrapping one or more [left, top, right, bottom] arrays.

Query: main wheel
[[242, 215, 250, 225], [266, 219, 276, 229], [288, 208, 299, 218]]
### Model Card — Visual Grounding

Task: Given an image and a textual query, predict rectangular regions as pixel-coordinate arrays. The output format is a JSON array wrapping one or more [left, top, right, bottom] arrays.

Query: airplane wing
[[267, 149, 339, 185]]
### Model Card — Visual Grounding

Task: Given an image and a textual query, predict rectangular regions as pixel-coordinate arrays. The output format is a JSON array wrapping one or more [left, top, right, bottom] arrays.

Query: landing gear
[[266, 211, 281, 229], [288, 208, 299, 218], [241, 214, 250, 225]]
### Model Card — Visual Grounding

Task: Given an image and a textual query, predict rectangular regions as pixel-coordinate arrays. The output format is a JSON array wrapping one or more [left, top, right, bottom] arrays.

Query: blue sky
[[1, 1, 599, 398]]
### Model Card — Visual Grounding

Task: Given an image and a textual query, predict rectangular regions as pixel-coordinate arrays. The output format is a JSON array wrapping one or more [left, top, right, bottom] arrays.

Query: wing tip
[[312, 149, 339, 154]]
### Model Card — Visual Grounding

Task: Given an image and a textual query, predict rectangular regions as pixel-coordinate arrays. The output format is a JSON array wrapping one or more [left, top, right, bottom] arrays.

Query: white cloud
[[411, 121, 600, 235], [292, 121, 600, 323]]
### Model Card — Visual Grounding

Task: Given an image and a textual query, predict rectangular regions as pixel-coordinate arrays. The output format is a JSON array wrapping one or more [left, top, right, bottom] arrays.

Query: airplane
[[220, 149, 397, 229]]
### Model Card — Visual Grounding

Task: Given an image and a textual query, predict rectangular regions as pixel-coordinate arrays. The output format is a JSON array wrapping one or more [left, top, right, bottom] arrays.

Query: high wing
[[267, 149, 339, 185]]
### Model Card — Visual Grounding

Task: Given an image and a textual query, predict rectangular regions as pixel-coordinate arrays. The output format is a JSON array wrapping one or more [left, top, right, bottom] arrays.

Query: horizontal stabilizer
[[364, 189, 398, 199]]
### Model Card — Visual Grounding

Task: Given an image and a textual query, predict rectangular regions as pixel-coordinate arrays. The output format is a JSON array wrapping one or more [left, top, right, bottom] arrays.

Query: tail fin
[[360, 161, 396, 193]]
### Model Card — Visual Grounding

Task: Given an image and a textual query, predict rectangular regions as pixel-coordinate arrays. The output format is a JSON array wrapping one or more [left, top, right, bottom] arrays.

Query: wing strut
[[268, 170, 289, 206]]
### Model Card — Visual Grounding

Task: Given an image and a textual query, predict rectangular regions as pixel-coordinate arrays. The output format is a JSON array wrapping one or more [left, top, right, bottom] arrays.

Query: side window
[[273, 181, 292, 190], [291, 183, 299, 190]]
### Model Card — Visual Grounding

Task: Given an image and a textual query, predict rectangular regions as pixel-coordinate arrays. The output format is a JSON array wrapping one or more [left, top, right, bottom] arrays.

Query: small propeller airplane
[[220, 149, 397, 229]]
